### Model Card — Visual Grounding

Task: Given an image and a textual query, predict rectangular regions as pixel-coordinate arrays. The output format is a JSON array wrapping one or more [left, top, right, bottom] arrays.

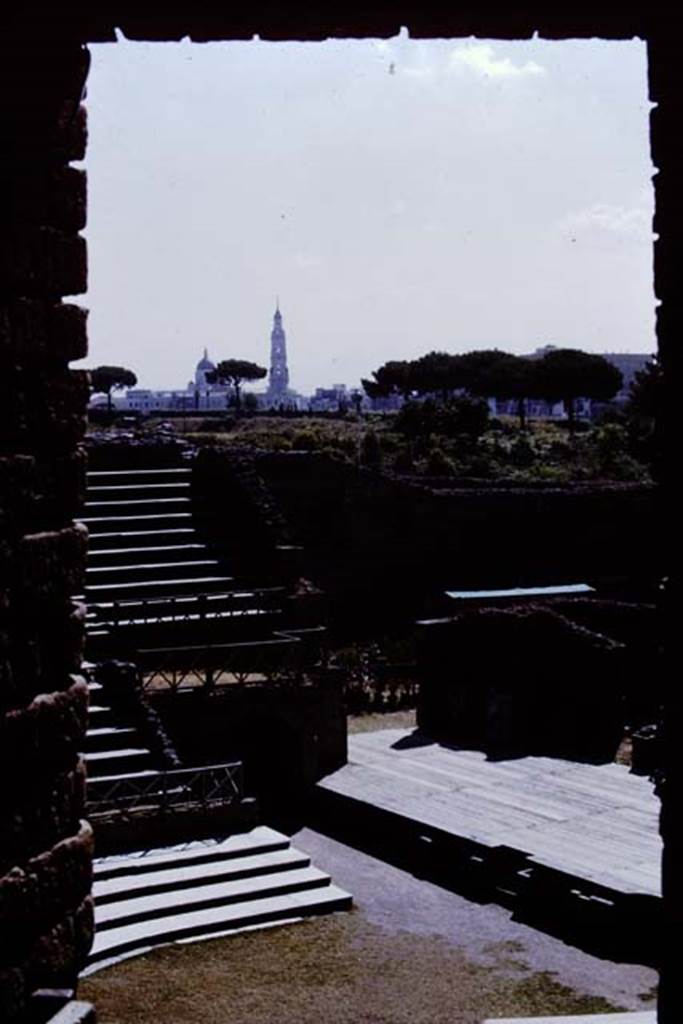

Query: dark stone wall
[[1, 31, 92, 1022], [417, 602, 642, 763], [257, 452, 657, 630], [150, 678, 347, 806]]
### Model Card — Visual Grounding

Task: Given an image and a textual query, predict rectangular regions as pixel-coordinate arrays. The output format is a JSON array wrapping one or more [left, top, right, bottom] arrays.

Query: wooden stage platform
[[318, 729, 661, 904]]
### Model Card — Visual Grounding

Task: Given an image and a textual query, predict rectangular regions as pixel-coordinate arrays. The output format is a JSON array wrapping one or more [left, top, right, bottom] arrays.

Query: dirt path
[[81, 828, 657, 1024]]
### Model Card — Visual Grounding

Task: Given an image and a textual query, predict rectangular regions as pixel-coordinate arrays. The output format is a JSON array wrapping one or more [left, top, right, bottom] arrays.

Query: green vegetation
[[206, 359, 268, 412], [173, 411, 651, 485], [362, 347, 623, 433], [89, 365, 138, 411]]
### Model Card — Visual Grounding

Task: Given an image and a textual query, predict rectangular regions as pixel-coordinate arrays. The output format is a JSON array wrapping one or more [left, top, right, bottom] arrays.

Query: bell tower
[[268, 302, 290, 399]]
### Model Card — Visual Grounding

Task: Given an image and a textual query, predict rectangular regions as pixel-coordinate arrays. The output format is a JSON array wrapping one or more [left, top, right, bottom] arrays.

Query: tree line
[[362, 348, 623, 429]]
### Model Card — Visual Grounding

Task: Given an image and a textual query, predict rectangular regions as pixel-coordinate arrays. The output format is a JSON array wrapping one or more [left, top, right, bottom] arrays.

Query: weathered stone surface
[[0, 228, 87, 299], [0, 450, 85, 535], [48, 304, 88, 364], [0, 763, 87, 874], [0, 369, 89, 454], [27, 894, 95, 987], [0, 821, 93, 942], [15, 525, 87, 608], [0, 300, 88, 368], [0, 967, 26, 1022], [2, 605, 87, 710], [0, 677, 88, 773], [5, 168, 86, 234]]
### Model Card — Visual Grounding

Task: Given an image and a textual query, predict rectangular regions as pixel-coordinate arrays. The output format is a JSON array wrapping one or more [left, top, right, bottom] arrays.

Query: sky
[[79, 31, 656, 394]]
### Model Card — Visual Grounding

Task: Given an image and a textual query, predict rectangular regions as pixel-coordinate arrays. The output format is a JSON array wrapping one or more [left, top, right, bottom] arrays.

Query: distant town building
[[120, 349, 229, 412], [99, 305, 308, 413], [258, 305, 302, 409], [266, 305, 290, 403], [599, 352, 654, 402]]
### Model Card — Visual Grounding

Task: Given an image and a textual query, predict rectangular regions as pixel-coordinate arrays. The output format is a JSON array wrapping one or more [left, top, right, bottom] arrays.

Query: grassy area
[[348, 709, 417, 734], [80, 912, 630, 1024]]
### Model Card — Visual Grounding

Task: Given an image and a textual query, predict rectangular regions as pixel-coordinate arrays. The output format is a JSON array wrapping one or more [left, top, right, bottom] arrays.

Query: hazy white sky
[[80, 31, 656, 393]]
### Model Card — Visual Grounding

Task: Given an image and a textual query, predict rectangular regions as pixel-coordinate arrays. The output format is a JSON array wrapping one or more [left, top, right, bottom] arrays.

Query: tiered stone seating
[[85, 827, 351, 973]]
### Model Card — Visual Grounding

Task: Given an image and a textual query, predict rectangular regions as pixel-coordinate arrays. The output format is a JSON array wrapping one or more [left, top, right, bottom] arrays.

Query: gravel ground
[[81, 827, 657, 1024]]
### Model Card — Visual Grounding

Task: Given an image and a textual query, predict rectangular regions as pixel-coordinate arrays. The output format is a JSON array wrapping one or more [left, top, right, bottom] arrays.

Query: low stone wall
[[255, 452, 657, 631], [417, 602, 633, 763], [150, 674, 347, 804]]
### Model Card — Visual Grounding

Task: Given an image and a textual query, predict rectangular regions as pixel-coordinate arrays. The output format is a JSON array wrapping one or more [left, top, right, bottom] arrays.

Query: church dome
[[195, 348, 216, 389], [196, 348, 215, 372]]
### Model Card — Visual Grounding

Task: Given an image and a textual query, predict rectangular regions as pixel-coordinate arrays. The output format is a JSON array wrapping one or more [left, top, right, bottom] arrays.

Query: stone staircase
[[84, 826, 352, 974], [84, 676, 157, 783], [79, 464, 288, 659]]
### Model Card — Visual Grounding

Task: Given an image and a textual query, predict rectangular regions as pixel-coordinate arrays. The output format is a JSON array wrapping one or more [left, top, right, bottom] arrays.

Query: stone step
[[84, 497, 192, 517], [84, 726, 139, 753], [84, 575, 236, 600], [85, 588, 280, 615], [96, 866, 331, 931], [86, 560, 222, 585], [79, 513, 193, 534], [94, 847, 311, 904], [93, 826, 291, 880], [83, 748, 154, 778], [88, 543, 207, 566], [86, 883, 352, 969], [87, 705, 117, 728], [88, 528, 198, 550], [87, 468, 191, 482], [88, 482, 191, 496]]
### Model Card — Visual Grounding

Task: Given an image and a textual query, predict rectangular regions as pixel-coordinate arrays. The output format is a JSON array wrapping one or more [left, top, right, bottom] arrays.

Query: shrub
[[395, 396, 489, 439], [393, 448, 416, 474], [426, 447, 455, 476], [509, 435, 536, 468], [359, 430, 382, 470]]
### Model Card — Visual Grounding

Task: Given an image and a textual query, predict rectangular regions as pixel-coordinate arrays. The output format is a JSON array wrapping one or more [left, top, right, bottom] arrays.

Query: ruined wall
[[0, 30, 93, 1021], [257, 451, 657, 630], [150, 677, 347, 804]]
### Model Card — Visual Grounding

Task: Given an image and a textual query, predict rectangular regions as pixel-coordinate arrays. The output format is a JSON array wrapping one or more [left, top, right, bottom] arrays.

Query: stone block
[[0, 369, 89, 454], [0, 456, 36, 536], [0, 763, 87, 874], [5, 168, 86, 234], [27, 894, 95, 987], [0, 228, 86, 299], [0, 677, 88, 774], [3, 604, 87, 708], [48, 304, 88, 364], [13, 525, 87, 610], [0, 822, 93, 968], [0, 299, 87, 371], [0, 967, 27, 1022], [0, 450, 85, 536]]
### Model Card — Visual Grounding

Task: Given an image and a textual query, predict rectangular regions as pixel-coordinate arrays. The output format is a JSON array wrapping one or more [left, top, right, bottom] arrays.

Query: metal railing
[[88, 588, 285, 630], [137, 628, 327, 694], [87, 762, 244, 818]]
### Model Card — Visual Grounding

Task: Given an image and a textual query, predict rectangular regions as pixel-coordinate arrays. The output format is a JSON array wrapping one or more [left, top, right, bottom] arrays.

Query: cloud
[[559, 202, 652, 240], [449, 43, 545, 79]]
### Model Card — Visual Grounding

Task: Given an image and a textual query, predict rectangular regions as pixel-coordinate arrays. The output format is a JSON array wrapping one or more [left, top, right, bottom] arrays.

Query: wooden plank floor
[[319, 729, 661, 899]]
